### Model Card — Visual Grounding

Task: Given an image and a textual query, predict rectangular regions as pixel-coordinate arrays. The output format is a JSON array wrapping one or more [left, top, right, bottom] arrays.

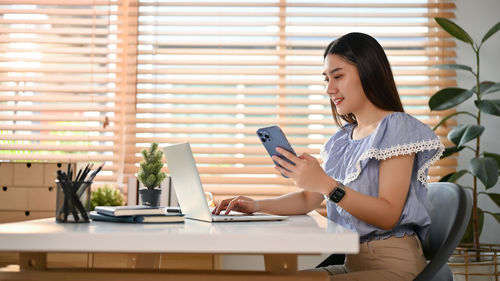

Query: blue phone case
[[256, 126, 297, 178]]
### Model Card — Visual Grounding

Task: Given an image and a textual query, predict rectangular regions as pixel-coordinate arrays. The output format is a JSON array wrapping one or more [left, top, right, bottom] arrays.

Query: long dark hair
[[323, 32, 404, 127]]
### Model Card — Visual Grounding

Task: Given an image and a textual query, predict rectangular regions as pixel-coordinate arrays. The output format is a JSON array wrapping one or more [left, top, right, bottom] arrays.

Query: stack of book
[[90, 205, 184, 224]]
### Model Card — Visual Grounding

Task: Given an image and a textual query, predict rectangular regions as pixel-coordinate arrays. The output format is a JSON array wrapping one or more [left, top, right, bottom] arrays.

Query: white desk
[[0, 212, 359, 281]]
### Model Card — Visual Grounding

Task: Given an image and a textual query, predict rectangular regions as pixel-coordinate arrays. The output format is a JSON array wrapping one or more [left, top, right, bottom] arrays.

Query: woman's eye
[[334, 75, 342, 79]]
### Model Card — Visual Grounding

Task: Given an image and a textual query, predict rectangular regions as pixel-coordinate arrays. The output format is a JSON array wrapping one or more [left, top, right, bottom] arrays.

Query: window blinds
[[128, 0, 458, 204], [0, 1, 458, 206], [0, 0, 134, 183]]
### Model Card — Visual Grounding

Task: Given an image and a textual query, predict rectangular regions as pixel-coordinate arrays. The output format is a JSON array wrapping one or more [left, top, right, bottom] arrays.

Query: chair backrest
[[414, 182, 472, 281]]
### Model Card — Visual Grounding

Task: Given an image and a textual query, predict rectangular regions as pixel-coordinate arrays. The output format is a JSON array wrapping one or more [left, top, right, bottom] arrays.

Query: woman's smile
[[333, 97, 344, 106]]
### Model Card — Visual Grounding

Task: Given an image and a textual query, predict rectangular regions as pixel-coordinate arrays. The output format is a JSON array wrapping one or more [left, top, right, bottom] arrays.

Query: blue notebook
[[90, 211, 184, 224]]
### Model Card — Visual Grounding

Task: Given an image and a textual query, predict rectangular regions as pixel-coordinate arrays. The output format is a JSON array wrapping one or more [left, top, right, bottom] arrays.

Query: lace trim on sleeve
[[320, 145, 328, 164], [343, 138, 445, 187]]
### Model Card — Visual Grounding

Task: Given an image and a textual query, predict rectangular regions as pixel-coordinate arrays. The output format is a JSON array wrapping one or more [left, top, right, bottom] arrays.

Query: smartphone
[[256, 125, 297, 178]]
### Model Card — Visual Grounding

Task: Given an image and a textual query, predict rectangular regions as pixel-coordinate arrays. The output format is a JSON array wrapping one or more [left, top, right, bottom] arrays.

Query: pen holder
[[55, 180, 91, 223]]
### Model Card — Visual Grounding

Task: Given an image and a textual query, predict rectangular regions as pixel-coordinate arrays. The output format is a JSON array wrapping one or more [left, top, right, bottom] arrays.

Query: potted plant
[[137, 142, 167, 207], [429, 17, 500, 279]]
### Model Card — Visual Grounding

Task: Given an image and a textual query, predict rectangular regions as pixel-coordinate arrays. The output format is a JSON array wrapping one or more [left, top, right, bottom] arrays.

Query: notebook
[[90, 211, 184, 224], [94, 205, 166, 217], [163, 142, 288, 222]]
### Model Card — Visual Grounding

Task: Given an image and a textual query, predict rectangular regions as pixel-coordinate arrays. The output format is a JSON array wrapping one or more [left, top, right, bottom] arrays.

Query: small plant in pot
[[137, 142, 167, 207]]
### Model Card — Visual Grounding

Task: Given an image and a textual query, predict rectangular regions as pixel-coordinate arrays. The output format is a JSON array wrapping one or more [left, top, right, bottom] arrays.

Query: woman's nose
[[326, 81, 337, 95]]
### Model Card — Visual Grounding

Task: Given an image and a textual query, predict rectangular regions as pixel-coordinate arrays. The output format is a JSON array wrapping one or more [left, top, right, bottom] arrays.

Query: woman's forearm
[[257, 190, 323, 215]]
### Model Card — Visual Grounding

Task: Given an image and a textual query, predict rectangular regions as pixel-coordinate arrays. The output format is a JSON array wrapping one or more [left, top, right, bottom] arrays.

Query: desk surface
[[0, 212, 359, 254]]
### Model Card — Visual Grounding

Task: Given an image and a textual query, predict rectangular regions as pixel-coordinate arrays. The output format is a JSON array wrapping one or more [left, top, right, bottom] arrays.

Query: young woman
[[213, 32, 444, 281]]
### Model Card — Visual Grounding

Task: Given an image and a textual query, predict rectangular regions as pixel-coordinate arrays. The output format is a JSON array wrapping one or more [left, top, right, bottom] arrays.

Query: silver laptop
[[163, 142, 288, 222]]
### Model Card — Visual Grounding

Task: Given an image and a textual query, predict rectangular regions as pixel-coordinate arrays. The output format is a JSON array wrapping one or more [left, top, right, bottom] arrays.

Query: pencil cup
[[55, 180, 92, 223]]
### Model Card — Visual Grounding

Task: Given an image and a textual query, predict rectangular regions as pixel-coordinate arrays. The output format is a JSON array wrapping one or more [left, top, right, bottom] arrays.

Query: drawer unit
[[27, 186, 57, 211], [0, 163, 13, 186], [0, 187, 28, 210], [44, 163, 64, 186], [0, 210, 54, 223], [0, 162, 71, 223], [13, 163, 44, 187]]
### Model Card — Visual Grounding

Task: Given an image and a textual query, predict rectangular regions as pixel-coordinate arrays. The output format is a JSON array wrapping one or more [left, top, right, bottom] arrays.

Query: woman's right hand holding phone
[[212, 196, 260, 215]]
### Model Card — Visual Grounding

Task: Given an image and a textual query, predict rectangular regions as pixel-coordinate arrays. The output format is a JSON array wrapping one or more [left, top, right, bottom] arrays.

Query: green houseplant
[[90, 185, 125, 211], [137, 142, 167, 206], [429, 18, 500, 252]]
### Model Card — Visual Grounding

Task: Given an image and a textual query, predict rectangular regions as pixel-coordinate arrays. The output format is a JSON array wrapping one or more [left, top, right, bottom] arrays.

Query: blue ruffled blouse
[[321, 112, 444, 243]]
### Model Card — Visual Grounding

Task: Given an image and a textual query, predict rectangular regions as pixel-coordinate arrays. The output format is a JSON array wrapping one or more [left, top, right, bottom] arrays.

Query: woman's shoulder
[[381, 112, 431, 130], [375, 112, 439, 146]]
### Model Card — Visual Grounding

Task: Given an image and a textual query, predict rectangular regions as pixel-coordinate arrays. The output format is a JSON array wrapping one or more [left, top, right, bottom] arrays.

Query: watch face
[[330, 187, 345, 203]]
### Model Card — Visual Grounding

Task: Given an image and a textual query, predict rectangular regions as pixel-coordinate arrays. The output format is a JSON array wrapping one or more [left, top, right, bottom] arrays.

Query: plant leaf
[[448, 124, 485, 147], [486, 193, 500, 208], [482, 82, 500, 95], [469, 157, 499, 189], [482, 21, 500, 43], [441, 146, 464, 159], [475, 99, 500, 116], [473, 81, 493, 96], [432, 63, 473, 73], [489, 213, 500, 224], [435, 17, 474, 45], [484, 152, 500, 167], [432, 111, 476, 131], [439, 172, 454, 182], [429, 87, 473, 111], [461, 207, 484, 244], [449, 169, 469, 183]]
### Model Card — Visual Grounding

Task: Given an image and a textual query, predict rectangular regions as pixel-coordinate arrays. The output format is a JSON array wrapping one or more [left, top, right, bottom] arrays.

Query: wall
[[454, 0, 500, 244]]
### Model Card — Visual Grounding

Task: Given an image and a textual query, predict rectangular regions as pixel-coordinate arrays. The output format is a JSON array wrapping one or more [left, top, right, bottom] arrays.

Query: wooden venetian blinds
[[126, 0, 458, 203], [0, 0, 137, 184]]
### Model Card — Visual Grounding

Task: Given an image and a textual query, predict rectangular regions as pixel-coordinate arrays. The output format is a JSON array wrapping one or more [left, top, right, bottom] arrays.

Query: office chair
[[414, 182, 472, 281], [316, 182, 472, 281]]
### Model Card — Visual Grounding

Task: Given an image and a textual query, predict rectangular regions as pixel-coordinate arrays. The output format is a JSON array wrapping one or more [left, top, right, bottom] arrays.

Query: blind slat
[[140, 2, 454, 9], [0, 114, 116, 123], [0, 18, 120, 25], [135, 88, 449, 97], [129, 126, 454, 136], [139, 11, 454, 18], [0, 154, 118, 162], [0, 144, 118, 152], [0, 95, 119, 103], [137, 39, 455, 48], [134, 78, 455, 87], [0, 124, 118, 132], [133, 97, 450, 106], [2, 8, 120, 16], [0, 76, 119, 84], [1, 134, 117, 142], [137, 48, 456, 57], [0, 85, 120, 93], [0, 27, 120, 36], [137, 68, 455, 76]]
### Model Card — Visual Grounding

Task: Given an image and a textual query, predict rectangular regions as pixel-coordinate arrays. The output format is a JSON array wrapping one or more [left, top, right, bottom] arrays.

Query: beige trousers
[[307, 235, 427, 281]]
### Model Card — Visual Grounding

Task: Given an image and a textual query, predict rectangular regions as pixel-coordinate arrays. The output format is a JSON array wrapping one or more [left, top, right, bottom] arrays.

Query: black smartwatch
[[327, 181, 346, 203]]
